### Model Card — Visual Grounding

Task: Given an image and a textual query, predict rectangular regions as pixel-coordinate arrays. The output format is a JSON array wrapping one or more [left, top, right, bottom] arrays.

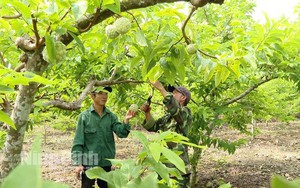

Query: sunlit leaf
[[71, 1, 88, 20], [149, 143, 162, 162], [161, 147, 186, 174], [0, 111, 15, 129], [45, 33, 56, 64], [136, 30, 148, 47], [68, 31, 85, 54]]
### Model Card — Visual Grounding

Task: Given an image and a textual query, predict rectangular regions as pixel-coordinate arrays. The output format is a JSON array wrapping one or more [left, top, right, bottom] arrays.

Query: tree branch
[[0, 52, 7, 66], [44, 79, 144, 110], [223, 77, 276, 106], [1, 14, 22, 19], [14, 63, 25, 72], [31, 16, 40, 49], [181, 6, 196, 44], [60, 0, 224, 45]]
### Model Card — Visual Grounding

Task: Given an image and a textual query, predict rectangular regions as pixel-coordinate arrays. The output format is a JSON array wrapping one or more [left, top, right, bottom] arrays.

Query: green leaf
[[0, 137, 65, 188], [0, 84, 14, 94], [0, 111, 15, 129], [229, 60, 241, 78], [161, 147, 186, 174], [220, 66, 231, 83], [112, 170, 127, 187], [45, 33, 57, 64], [179, 141, 206, 149], [23, 72, 54, 85], [71, 1, 88, 20], [103, 0, 121, 14], [140, 173, 158, 188], [136, 30, 148, 47], [147, 64, 163, 82], [68, 31, 85, 54], [1, 146, 40, 187], [130, 56, 142, 70], [41, 181, 69, 188], [204, 64, 216, 83], [145, 157, 170, 184], [167, 168, 182, 179], [218, 183, 231, 188], [214, 65, 222, 86], [45, 1, 58, 15], [131, 131, 149, 148], [86, 167, 107, 179], [11, 1, 31, 20], [149, 142, 162, 162], [271, 175, 300, 188]]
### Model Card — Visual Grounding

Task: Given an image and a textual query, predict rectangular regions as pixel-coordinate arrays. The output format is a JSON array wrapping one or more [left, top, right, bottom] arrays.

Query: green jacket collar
[[90, 105, 112, 115]]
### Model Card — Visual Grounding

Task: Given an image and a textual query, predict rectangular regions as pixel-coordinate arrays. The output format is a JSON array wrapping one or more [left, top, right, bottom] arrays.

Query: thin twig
[[165, 37, 183, 54], [181, 6, 197, 44], [126, 11, 141, 30], [31, 15, 40, 49], [78, 8, 100, 33], [198, 49, 217, 59]]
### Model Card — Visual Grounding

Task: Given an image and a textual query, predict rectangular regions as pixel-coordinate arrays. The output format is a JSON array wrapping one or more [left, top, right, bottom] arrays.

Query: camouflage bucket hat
[[167, 85, 191, 106], [175, 86, 191, 106]]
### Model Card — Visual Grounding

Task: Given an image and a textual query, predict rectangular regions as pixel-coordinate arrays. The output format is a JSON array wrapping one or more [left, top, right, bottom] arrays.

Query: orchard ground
[[19, 121, 300, 187]]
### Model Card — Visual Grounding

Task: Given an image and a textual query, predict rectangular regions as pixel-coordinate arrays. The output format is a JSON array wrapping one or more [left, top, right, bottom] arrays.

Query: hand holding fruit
[[124, 104, 138, 123]]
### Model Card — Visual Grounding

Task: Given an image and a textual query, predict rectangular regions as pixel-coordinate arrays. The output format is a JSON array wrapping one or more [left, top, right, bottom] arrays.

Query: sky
[[252, 0, 300, 21]]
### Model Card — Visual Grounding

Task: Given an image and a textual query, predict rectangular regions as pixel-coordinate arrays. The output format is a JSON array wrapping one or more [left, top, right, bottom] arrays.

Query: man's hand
[[124, 109, 137, 123], [150, 80, 168, 97], [75, 165, 84, 180], [140, 103, 151, 122], [140, 103, 151, 113]]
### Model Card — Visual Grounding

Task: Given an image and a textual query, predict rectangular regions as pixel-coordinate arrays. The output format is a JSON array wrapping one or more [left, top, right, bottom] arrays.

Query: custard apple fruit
[[113, 17, 131, 34], [186, 44, 197, 55], [129, 104, 139, 113], [42, 41, 66, 63], [105, 24, 119, 39]]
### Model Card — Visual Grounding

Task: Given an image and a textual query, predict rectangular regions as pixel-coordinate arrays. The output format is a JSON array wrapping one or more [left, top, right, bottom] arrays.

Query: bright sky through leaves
[[253, 0, 299, 21]]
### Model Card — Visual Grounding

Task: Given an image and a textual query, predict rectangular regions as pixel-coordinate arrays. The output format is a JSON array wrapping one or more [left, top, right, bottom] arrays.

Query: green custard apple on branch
[[42, 41, 66, 63], [129, 104, 139, 113], [113, 17, 131, 34], [186, 43, 197, 55], [105, 17, 131, 39], [105, 24, 120, 39]]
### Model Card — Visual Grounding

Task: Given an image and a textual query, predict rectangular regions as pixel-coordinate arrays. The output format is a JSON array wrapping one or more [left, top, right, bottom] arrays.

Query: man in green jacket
[[140, 81, 193, 188], [71, 86, 137, 188]]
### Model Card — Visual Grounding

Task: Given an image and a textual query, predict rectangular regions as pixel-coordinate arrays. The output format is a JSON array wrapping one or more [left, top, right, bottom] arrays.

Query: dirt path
[[196, 122, 300, 188], [21, 122, 300, 188]]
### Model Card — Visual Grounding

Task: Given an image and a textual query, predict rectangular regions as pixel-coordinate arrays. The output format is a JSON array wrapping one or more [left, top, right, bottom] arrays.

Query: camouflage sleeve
[[163, 93, 192, 136], [142, 114, 166, 132], [142, 114, 156, 131]]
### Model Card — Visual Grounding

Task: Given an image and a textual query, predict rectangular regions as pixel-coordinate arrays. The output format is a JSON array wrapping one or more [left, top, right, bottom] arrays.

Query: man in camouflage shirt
[[141, 81, 193, 188]]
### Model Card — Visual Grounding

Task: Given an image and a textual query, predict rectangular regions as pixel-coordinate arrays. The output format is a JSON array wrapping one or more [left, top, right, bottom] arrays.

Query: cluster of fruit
[[105, 17, 131, 39]]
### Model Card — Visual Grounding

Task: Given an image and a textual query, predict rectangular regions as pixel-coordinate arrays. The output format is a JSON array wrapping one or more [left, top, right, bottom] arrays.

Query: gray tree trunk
[[0, 84, 37, 178], [0, 51, 45, 178]]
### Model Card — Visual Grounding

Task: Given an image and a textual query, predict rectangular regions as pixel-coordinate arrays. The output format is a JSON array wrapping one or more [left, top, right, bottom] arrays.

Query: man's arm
[[151, 80, 168, 97], [71, 114, 85, 178], [71, 114, 85, 165]]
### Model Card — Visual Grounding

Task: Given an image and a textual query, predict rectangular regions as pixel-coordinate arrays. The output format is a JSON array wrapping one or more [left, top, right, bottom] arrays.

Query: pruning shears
[[145, 86, 154, 112]]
